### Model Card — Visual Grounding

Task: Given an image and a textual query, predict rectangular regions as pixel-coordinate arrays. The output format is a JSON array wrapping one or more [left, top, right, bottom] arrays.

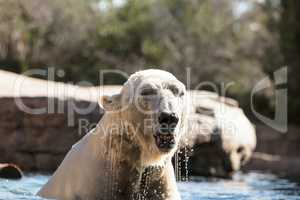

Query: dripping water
[[175, 138, 190, 182], [174, 151, 179, 181], [183, 145, 189, 182]]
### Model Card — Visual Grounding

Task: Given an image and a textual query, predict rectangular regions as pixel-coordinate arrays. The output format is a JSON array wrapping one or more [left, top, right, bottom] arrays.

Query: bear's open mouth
[[154, 133, 176, 152]]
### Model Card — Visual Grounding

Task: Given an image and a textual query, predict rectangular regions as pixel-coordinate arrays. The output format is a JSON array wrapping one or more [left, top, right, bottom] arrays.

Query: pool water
[[1, 172, 300, 200]]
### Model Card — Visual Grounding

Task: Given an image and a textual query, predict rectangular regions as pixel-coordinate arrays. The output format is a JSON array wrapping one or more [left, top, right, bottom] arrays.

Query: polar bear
[[37, 69, 187, 200], [181, 91, 256, 178]]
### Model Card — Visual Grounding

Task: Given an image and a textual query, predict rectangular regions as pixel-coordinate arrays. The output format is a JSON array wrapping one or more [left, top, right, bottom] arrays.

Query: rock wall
[[0, 70, 298, 178], [0, 97, 102, 172], [1, 70, 257, 175], [0, 92, 256, 175], [243, 124, 300, 179], [0, 94, 298, 179]]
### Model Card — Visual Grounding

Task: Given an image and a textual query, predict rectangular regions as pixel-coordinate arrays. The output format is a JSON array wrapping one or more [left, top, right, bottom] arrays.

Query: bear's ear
[[99, 94, 121, 111]]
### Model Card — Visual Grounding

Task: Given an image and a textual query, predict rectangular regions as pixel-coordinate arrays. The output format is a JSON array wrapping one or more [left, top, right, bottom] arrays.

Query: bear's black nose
[[158, 112, 179, 133]]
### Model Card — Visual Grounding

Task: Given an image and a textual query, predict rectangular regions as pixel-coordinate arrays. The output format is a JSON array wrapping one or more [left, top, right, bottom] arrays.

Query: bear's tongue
[[154, 133, 176, 150]]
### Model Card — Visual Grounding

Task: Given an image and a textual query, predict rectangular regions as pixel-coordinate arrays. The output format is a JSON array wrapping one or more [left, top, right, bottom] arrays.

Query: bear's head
[[101, 69, 187, 165]]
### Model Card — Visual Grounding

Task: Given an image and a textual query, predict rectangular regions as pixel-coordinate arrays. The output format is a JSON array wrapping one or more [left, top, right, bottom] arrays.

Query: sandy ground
[[0, 70, 122, 102]]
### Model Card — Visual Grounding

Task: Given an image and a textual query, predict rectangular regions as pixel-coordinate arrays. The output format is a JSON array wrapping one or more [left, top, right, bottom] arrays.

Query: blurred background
[[0, 0, 300, 199], [0, 0, 298, 122]]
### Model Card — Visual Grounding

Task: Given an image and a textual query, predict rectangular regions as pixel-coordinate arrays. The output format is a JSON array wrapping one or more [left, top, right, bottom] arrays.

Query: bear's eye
[[168, 85, 179, 96], [179, 91, 185, 97], [140, 88, 157, 96]]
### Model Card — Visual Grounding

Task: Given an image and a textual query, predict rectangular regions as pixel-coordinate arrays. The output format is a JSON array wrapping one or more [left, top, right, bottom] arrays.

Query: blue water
[[0, 172, 300, 200]]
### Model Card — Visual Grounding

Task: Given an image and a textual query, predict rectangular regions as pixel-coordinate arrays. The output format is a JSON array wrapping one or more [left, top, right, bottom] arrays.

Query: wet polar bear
[[38, 69, 187, 200]]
